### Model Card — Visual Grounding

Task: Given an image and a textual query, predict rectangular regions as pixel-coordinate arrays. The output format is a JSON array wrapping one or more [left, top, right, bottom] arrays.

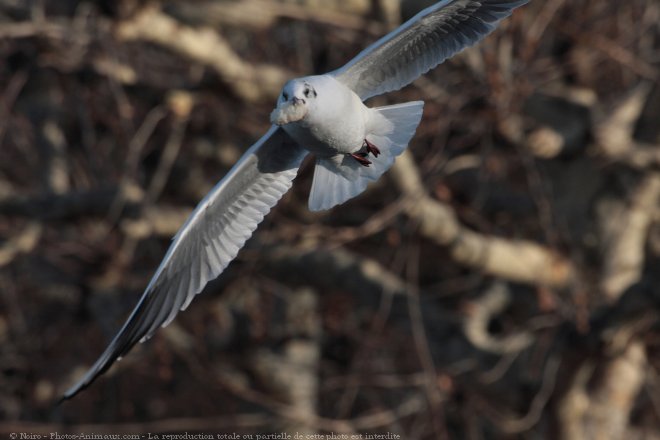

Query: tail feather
[[308, 101, 424, 211]]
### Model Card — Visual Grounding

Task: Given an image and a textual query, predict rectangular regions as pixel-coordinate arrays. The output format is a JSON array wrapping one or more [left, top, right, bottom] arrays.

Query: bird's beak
[[270, 98, 308, 125]]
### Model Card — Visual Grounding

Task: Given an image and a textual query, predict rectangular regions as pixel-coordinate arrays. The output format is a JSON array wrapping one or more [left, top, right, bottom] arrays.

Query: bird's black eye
[[303, 87, 317, 98], [283, 92, 289, 101]]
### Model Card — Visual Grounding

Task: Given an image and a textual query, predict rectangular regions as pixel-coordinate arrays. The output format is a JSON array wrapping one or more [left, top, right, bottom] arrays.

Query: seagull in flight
[[62, 0, 528, 400]]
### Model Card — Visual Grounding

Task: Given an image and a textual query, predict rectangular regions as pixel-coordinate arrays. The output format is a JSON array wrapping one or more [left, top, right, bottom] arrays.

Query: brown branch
[[0, 187, 141, 219], [280, 198, 408, 248], [256, 244, 412, 297], [463, 283, 534, 354], [596, 83, 660, 170], [144, 92, 193, 204], [115, 5, 292, 103], [0, 21, 68, 39], [563, 21, 659, 80], [0, 222, 42, 268], [581, 342, 647, 439], [168, 0, 392, 32], [600, 173, 660, 301], [478, 355, 561, 433], [120, 205, 192, 240], [556, 283, 658, 440], [105, 105, 168, 226], [249, 288, 321, 435], [405, 247, 449, 439], [0, 70, 28, 148], [214, 367, 425, 434], [559, 341, 649, 440], [520, 0, 568, 62], [95, 94, 193, 289], [389, 151, 575, 288]]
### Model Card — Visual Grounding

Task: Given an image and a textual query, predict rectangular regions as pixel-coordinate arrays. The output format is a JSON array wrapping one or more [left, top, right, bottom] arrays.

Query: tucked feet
[[350, 152, 372, 167], [364, 139, 381, 157], [348, 139, 381, 167]]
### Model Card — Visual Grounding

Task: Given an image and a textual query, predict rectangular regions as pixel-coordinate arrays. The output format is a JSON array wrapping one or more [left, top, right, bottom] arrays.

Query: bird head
[[270, 78, 318, 125]]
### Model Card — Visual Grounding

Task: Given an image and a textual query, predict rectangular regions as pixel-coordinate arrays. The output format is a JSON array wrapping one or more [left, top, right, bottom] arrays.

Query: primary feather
[[332, 0, 528, 100], [62, 127, 306, 399]]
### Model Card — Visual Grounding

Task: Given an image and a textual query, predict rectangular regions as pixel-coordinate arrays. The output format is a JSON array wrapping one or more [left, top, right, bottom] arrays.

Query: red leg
[[350, 152, 372, 167], [364, 138, 381, 157]]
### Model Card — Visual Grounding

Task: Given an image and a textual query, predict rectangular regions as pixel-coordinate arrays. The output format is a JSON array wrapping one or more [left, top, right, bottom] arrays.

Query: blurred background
[[1, 0, 659, 438]]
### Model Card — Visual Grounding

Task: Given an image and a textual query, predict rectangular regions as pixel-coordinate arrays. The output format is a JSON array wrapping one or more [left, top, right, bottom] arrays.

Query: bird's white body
[[269, 74, 424, 211], [278, 75, 370, 156]]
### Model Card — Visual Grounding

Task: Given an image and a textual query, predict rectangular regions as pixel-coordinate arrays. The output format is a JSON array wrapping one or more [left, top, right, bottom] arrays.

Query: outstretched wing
[[332, 0, 528, 100], [62, 126, 307, 400]]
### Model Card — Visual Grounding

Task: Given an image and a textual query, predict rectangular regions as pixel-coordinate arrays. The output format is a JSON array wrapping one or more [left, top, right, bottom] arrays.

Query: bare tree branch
[[601, 173, 660, 301], [463, 282, 534, 354], [115, 5, 292, 103], [389, 151, 575, 288], [0, 221, 41, 268]]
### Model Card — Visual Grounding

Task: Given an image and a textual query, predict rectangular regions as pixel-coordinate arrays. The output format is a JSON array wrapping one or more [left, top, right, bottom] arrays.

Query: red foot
[[364, 139, 381, 157], [350, 152, 372, 167]]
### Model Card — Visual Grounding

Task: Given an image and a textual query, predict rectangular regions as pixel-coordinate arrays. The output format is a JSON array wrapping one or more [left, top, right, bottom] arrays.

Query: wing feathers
[[332, 0, 528, 100], [63, 127, 306, 400]]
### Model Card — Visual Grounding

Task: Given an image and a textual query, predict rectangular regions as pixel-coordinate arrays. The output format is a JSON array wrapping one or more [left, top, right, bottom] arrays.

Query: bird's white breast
[[283, 75, 368, 157]]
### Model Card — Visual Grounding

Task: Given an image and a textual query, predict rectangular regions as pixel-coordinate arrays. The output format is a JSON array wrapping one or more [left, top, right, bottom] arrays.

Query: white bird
[[62, 0, 528, 400]]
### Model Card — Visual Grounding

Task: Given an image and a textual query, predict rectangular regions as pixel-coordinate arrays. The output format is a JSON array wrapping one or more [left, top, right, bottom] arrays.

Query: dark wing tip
[[59, 346, 123, 401], [59, 128, 306, 401], [59, 287, 162, 400]]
